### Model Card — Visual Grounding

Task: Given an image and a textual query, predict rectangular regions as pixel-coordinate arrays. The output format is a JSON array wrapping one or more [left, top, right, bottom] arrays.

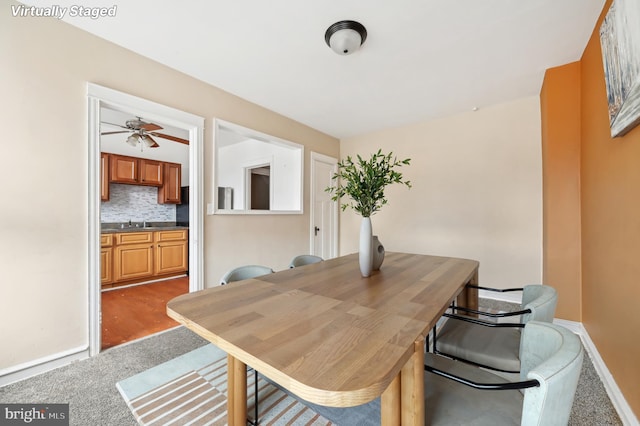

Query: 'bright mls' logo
[[1, 404, 68, 425]]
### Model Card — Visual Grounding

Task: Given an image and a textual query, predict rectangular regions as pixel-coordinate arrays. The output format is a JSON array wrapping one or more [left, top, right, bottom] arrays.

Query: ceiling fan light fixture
[[126, 134, 139, 147], [141, 135, 159, 148], [325, 20, 367, 55]]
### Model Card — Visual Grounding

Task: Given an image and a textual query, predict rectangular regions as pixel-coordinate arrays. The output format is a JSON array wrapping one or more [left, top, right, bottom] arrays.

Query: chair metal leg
[[254, 369, 259, 424], [432, 325, 438, 353], [246, 368, 259, 425]]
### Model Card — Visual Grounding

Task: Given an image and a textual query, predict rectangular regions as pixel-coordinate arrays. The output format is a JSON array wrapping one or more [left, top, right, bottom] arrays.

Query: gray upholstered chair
[[220, 264, 274, 285], [424, 321, 583, 425], [288, 254, 323, 268], [219, 264, 274, 424], [433, 284, 558, 374]]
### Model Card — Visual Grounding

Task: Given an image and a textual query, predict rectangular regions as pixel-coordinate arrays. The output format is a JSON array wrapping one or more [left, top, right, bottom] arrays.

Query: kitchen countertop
[[101, 223, 189, 234]]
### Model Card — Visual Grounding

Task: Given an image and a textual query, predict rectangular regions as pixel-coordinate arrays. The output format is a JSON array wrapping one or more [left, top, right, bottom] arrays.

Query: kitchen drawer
[[101, 234, 113, 247], [155, 230, 187, 242], [116, 231, 154, 245]]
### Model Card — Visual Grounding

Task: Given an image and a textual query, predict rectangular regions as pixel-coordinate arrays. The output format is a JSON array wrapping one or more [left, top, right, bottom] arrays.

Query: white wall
[[339, 96, 543, 288], [0, 9, 339, 374]]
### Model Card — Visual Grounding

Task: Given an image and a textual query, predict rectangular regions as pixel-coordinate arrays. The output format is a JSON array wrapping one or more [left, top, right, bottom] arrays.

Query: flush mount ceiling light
[[325, 20, 367, 55]]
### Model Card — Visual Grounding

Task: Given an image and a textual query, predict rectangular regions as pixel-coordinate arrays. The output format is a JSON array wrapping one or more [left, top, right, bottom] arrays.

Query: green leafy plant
[[326, 149, 411, 217]]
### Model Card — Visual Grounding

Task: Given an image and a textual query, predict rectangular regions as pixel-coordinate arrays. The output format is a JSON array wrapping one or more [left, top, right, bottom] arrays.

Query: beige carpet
[[117, 344, 332, 425]]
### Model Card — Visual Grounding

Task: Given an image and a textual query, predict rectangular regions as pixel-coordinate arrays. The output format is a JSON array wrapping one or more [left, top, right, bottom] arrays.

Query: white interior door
[[310, 152, 338, 259]]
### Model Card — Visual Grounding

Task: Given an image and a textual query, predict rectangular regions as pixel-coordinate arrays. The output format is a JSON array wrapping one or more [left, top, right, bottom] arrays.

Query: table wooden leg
[[227, 354, 247, 426], [381, 374, 401, 425], [400, 338, 425, 426], [381, 337, 425, 426], [456, 269, 479, 311]]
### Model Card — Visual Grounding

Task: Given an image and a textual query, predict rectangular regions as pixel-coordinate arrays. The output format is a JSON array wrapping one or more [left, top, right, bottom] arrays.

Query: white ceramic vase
[[359, 217, 373, 277], [372, 235, 385, 270]]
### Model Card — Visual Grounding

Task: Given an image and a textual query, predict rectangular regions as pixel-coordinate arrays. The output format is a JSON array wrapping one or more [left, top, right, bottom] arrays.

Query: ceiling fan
[[100, 117, 189, 148]]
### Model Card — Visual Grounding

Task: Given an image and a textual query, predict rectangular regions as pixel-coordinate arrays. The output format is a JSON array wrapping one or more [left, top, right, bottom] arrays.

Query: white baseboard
[[0, 327, 182, 388], [478, 289, 522, 304], [0, 345, 89, 387], [553, 319, 639, 426], [101, 274, 187, 292]]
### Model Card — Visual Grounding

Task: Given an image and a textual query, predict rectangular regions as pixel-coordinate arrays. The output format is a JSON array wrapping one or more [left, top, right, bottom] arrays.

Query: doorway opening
[[99, 106, 191, 350], [248, 165, 271, 210], [88, 83, 204, 356]]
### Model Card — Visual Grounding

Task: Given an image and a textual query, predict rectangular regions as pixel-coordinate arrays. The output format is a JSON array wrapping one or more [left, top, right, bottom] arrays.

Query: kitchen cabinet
[[113, 232, 154, 282], [109, 154, 163, 186], [158, 162, 182, 204], [101, 234, 113, 285], [139, 159, 163, 186], [101, 153, 109, 201], [110, 154, 138, 184], [154, 230, 188, 275], [102, 229, 188, 288]]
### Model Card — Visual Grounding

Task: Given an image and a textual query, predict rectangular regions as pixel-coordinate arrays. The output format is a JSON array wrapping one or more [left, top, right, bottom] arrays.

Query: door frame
[[309, 152, 339, 258], [243, 157, 273, 210], [87, 83, 205, 356]]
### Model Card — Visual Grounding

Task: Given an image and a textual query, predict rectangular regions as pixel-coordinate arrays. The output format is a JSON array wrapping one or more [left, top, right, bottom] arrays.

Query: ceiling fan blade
[[148, 132, 189, 145], [101, 121, 130, 130], [101, 131, 131, 135], [141, 123, 163, 131]]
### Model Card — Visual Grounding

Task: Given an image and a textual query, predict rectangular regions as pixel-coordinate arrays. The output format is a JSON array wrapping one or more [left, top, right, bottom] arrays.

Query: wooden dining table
[[167, 252, 479, 425]]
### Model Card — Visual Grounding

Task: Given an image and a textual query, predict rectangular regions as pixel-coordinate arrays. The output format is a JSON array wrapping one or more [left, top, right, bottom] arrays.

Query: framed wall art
[[599, 0, 640, 137]]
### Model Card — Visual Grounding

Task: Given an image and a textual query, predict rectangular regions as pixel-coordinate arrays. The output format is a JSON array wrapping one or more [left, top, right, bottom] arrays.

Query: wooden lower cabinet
[[155, 241, 188, 275], [114, 243, 155, 282], [155, 229, 188, 275], [101, 234, 113, 285], [102, 229, 187, 288]]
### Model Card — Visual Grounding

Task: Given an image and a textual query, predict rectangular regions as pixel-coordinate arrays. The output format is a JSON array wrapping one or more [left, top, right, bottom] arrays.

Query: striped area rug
[[117, 344, 332, 426]]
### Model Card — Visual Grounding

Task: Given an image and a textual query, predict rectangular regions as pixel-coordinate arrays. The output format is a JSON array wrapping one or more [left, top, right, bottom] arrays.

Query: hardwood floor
[[101, 277, 189, 350]]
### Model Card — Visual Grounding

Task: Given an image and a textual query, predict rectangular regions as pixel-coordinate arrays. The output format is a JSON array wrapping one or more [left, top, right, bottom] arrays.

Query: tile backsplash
[[101, 184, 176, 223]]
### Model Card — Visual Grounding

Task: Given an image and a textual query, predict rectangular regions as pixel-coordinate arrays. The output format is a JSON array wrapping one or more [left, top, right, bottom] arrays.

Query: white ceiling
[[25, 0, 604, 138]]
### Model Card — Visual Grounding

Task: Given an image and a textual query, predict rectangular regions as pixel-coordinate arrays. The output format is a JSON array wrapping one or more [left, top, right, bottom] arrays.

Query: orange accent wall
[[540, 62, 582, 321], [541, 0, 640, 416], [580, 0, 640, 415]]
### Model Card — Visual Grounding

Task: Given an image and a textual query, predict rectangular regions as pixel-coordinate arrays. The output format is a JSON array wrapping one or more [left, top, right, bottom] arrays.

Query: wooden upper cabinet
[[110, 154, 138, 184], [158, 162, 182, 204], [101, 152, 110, 201], [139, 159, 163, 186], [108, 154, 163, 187]]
